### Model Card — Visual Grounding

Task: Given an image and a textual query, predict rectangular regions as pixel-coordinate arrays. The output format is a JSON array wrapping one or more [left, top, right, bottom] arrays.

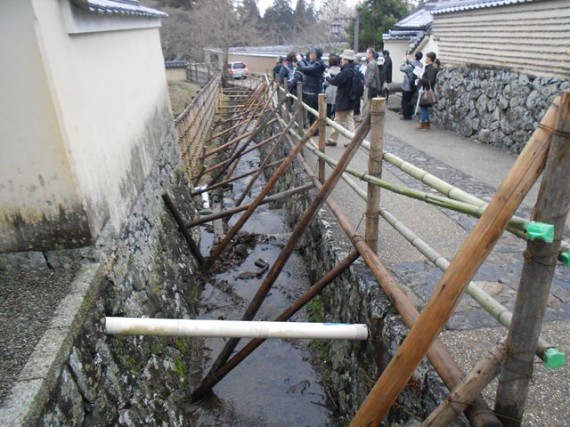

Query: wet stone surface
[[189, 142, 332, 426], [383, 136, 570, 330]]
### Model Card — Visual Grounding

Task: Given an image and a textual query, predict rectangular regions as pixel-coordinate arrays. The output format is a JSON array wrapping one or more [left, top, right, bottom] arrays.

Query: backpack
[[349, 68, 364, 101]]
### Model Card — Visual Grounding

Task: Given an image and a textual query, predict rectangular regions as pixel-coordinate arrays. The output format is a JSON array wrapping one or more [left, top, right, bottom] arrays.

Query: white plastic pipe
[[106, 318, 368, 340]]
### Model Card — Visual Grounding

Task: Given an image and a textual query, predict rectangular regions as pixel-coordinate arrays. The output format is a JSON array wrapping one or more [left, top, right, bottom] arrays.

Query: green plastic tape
[[543, 348, 565, 369], [561, 250, 570, 267], [524, 222, 555, 243]]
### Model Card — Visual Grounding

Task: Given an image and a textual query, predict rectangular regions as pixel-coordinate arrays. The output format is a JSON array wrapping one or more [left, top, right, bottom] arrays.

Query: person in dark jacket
[[417, 51, 439, 130], [297, 47, 325, 127], [279, 51, 295, 86], [382, 50, 393, 100], [399, 51, 422, 120], [325, 49, 358, 147], [273, 57, 283, 81]]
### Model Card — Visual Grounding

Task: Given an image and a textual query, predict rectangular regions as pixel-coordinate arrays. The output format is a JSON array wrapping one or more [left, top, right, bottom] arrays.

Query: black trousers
[[401, 90, 415, 119], [326, 103, 335, 119], [303, 93, 319, 126]]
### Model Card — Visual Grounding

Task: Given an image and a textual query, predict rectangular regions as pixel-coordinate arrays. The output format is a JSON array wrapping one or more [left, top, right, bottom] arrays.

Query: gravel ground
[[440, 322, 570, 427], [0, 253, 80, 404]]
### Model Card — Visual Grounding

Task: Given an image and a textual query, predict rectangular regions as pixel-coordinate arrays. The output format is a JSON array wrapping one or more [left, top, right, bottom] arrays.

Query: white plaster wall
[[0, 1, 82, 230], [383, 40, 411, 88], [33, 0, 172, 235]]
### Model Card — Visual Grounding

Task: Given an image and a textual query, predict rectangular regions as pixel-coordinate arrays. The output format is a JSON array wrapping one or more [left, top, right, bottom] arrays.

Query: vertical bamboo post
[[494, 91, 570, 427], [365, 98, 385, 253], [349, 94, 557, 426], [296, 82, 304, 134], [318, 94, 327, 183]]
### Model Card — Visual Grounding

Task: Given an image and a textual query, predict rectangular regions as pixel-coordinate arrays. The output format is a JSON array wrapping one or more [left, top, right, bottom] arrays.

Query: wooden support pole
[[365, 98, 385, 254], [318, 93, 327, 183], [296, 81, 304, 134], [206, 120, 245, 142], [494, 91, 570, 426], [424, 339, 508, 427], [205, 121, 318, 266], [202, 115, 370, 388], [161, 193, 204, 266], [191, 158, 284, 196], [186, 184, 314, 228], [207, 95, 285, 187], [234, 120, 294, 207], [349, 96, 557, 427], [293, 149, 500, 427], [192, 250, 359, 400], [193, 132, 281, 181], [202, 131, 254, 160]]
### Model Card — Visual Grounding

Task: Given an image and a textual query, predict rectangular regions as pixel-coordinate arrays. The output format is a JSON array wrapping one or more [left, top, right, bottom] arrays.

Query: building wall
[[228, 54, 279, 75], [166, 68, 188, 82], [433, 0, 570, 78], [0, 0, 90, 251], [383, 40, 410, 88], [0, 0, 172, 252]]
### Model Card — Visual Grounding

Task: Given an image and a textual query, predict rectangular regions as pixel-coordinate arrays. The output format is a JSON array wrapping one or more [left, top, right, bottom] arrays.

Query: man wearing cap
[[325, 49, 358, 147], [297, 47, 326, 128]]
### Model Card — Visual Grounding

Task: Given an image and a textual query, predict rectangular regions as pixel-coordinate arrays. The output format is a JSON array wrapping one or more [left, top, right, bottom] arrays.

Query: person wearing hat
[[325, 49, 358, 147], [296, 47, 326, 129]]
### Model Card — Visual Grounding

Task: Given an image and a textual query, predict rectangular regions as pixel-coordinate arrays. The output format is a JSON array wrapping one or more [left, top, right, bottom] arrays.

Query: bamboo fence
[[126, 72, 569, 426]]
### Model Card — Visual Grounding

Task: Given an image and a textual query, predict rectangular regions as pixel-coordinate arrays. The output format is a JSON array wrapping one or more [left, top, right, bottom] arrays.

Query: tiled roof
[[70, 0, 167, 18], [382, 30, 427, 52], [433, 0, 537, 14], [165, 60, 188, 69], [394, 8, 433, 29]]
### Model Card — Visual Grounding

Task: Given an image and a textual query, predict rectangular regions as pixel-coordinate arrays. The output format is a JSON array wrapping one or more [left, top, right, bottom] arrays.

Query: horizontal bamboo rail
[[279, 87, 570, 260], [333, 158, 561, 365], [185, 183, 314, 228]]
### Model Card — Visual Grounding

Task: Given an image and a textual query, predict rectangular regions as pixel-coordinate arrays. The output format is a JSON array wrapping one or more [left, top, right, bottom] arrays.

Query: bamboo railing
[[163, 72, 569, 426]]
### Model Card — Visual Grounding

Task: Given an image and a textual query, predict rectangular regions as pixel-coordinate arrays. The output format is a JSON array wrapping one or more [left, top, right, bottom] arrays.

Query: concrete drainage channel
[[188, 140, 335, 425]]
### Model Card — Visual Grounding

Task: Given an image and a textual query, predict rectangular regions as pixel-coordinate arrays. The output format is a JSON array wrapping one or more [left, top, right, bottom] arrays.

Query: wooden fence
[[174, 70, 221, 178]]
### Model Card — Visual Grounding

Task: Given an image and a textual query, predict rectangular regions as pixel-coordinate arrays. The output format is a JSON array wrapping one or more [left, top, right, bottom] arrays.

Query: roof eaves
[[433, 0, 537, 15], [71, 0, 167, 19]]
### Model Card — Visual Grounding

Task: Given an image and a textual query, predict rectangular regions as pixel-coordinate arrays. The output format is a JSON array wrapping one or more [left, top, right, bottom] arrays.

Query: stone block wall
[[37, 127, 203, 426], [433, 67, 569, 153]]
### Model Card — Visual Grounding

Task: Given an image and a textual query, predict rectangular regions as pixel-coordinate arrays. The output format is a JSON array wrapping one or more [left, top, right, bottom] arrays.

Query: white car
[[227, 62, 248, 79]]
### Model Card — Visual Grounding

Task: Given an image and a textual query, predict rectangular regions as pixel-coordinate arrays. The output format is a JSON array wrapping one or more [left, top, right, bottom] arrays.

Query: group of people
[[272, 45, 439, 146], [399, 51, 440, 129]]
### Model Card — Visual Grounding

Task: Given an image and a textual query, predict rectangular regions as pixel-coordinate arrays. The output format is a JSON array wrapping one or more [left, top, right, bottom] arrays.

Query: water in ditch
[[190, 144, 332, 426]]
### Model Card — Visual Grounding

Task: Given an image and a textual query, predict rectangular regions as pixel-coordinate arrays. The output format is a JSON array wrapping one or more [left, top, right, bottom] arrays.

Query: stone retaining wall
[[433, 67, 569, 153], [259, 128, 454, 426], [37, 127, 202, 426]]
